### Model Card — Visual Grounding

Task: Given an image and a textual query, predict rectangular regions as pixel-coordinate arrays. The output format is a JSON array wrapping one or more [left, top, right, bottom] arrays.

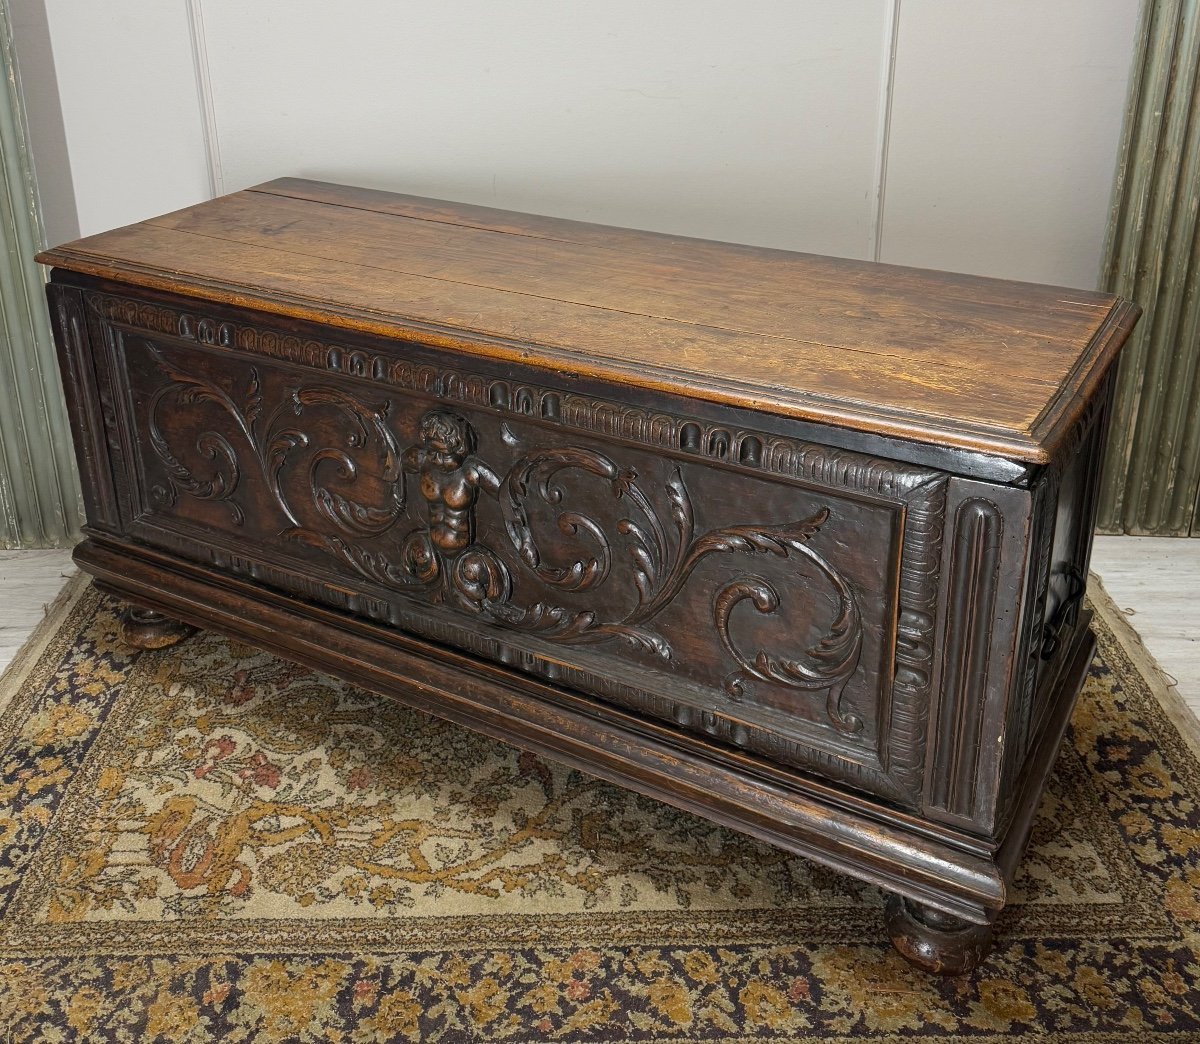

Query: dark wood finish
[[884, 895, 995, 976], [117, 605, 194, 650], [38, 182, 1138, 974]]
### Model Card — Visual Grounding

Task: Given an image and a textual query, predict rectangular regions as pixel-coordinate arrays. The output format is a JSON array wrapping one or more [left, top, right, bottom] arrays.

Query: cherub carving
[[404, 411, 501, 553]]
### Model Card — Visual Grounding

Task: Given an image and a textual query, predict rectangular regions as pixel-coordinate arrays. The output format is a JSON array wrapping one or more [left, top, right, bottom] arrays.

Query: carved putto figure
[[404, 411, 501, 552]]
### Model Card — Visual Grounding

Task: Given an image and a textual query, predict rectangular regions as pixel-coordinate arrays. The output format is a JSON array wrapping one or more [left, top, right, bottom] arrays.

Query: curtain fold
[[1099, 0, 1200, 535], [0, 0, 79, 548]]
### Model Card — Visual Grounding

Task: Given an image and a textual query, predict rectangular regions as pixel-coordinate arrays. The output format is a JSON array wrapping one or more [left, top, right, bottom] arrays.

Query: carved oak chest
[[38, 179, 1138, 973]]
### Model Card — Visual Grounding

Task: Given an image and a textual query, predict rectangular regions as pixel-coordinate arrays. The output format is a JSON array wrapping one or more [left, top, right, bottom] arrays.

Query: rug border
[[1087, 570, 1200, 759], [0, 568, 87, 720]]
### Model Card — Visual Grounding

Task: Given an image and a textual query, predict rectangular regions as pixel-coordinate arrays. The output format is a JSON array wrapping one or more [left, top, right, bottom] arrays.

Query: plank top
[[37, 178, 1139, 463]]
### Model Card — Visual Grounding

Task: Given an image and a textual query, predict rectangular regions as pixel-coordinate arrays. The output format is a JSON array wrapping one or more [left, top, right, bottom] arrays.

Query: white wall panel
[[880, 0, 1139, 288], [198, 0, 891, 259], [37, 0, 209, 239], [18, 1, 1139, 284]]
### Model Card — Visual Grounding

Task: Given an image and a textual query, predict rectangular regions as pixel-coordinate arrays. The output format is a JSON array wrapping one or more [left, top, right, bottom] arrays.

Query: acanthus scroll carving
[[144, 349, 865, 734]]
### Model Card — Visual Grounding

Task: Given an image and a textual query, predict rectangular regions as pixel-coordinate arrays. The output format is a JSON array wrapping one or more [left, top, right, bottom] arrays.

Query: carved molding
[[85, 291, 940, 498], [886, 480, 945, 789], [929, 498, 1003, 818], [48, 286, 116, 531], [1009, 473, 1058, 777]]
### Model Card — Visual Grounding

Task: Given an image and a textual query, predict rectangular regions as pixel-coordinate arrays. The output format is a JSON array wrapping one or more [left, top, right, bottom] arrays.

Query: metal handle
[[1040, 566, 1086, 661]]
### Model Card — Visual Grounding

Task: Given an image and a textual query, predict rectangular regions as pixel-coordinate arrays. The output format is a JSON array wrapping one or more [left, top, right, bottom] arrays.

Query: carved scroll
[[144, 351, 865, 734]]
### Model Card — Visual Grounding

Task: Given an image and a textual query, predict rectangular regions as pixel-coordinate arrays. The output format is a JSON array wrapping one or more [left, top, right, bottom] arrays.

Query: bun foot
[[884, 895, 994, 975], [119, 606, 195, 650]]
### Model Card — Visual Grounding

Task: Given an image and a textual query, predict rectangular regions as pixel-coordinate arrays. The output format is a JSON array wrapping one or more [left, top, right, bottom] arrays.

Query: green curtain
[[1099, 0, 1200, 535], [0, 0, 80, 548]]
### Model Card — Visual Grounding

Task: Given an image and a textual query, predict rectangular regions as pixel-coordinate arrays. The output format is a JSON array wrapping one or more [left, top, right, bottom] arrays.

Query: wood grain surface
[[37, 179, 1138, 463]]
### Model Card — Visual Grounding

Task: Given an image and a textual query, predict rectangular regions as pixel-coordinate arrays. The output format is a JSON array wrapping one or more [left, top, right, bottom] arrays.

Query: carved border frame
[[85, 291, 949, 805]]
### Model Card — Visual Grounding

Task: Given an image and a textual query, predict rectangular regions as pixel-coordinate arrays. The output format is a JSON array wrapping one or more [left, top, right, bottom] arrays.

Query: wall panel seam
[[186, 0, 222, 199], [871, 0, 902, 263]]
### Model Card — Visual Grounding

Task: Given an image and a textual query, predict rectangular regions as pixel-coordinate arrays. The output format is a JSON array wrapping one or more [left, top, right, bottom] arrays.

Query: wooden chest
[[38, 180, 1138, 973]]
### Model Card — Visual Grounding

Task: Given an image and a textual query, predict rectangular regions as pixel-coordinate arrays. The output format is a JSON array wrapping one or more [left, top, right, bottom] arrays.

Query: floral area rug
[[0, 576, 1198, 1042]]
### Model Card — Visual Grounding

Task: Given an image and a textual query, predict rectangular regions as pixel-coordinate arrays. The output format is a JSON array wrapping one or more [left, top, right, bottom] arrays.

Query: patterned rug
[[0, 577, 1197, 1042]]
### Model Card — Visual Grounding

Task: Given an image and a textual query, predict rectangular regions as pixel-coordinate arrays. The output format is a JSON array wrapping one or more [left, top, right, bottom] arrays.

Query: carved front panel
[[88, 293, 948, 804]]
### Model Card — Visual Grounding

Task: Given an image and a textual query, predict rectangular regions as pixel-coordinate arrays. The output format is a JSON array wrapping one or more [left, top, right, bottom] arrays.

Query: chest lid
[[37, 178, 1138, 464]]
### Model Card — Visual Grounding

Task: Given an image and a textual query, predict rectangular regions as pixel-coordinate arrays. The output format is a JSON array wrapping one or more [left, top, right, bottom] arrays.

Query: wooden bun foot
[[884, 895, 994, 975], [119, 606, 195, 650]]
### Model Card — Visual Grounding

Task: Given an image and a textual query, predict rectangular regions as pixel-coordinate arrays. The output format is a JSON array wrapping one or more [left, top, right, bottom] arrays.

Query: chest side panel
[[81, 289, 952, 806]]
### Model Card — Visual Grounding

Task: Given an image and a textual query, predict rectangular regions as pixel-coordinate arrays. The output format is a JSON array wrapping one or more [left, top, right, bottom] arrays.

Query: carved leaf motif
[[715, 557, 864, 735], [500, 449, 624, 593], [264, 429, 307, 527], [288, 388, 406, 538], [146, 344, 248, 525], [321, 534, 424, 588], [244, 369, 263, 431], [493, 454, 862, 730], [483, 599, 671, 657], [667, 468, 694, 544]]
